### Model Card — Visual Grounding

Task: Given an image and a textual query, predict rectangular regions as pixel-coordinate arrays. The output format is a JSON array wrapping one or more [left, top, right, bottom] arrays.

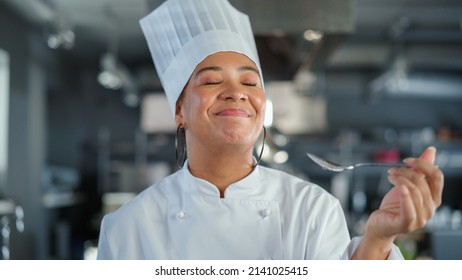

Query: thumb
[[418, 146, 436, 164]]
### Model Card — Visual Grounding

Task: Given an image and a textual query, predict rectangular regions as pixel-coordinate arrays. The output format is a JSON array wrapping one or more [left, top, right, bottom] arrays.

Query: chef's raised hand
[[352, 146, 444, 259]]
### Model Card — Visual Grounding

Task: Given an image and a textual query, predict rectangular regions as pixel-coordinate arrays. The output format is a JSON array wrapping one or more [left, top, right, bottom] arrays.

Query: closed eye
[[242, 82, 257, 86], [203, 80, 222, 85]]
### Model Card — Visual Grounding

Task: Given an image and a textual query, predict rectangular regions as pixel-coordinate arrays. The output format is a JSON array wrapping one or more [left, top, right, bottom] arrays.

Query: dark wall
[[0, 3, 140, 259], [325, 71, 462, 134], [0, 3, 46, 259], [46, 67, 140, 168]]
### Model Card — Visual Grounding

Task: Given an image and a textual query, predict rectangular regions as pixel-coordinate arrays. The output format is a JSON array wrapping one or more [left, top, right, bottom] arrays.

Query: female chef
[[97, 0, 443, 259]]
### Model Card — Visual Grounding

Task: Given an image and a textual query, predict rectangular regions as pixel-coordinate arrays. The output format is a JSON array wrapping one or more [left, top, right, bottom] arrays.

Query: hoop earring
[[253, 126, 267, 168], [176, 124, 187, 168]]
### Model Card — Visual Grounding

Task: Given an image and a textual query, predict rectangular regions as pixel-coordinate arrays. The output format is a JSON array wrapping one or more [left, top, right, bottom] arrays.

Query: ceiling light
[[97, 53, 122, 90], [97, 71, 122, 90], [46, 29, 75, 50], [96, 6, 140, 107], [46, 34, 60, 49], [303, 30, 323, 42]]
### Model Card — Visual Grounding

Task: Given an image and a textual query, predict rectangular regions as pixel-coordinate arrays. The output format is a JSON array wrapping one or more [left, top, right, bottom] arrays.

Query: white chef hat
[[140, 0, 263, 116]]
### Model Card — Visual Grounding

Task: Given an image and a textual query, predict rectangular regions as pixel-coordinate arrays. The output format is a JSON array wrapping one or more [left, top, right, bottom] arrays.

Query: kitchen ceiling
[[3, 0, 462, 84]]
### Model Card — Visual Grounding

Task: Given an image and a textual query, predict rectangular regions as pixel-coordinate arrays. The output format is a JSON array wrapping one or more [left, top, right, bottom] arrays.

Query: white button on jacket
[[97, 162, 403, 260]]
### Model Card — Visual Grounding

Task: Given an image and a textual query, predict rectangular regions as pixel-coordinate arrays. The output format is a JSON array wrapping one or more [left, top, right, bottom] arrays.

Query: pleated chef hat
[[139, 0, 263, 116]]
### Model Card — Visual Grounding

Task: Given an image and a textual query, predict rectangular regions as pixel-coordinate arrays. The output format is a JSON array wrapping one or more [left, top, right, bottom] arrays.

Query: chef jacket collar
[[181, 159, 261, 199]]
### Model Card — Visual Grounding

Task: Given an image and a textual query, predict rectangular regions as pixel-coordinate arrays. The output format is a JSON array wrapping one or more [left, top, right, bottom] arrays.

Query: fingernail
[[388, 168, 397, 174], [403, 158, 415, 165]]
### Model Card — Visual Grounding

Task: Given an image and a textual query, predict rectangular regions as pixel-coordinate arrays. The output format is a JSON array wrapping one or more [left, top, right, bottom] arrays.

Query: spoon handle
[[354, 162, 406, 168]]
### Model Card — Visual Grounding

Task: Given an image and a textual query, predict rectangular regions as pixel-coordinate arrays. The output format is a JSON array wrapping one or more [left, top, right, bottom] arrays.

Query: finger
[[389, 171, 436, 220], [401, 146, 436, 167], [388, 175, 430, 228], [388, 167, 432, 200], [418, 146, 436, 164], [403, 158, 444, 207], [397, 185, 418, 232], [403, 183, 428, 230]]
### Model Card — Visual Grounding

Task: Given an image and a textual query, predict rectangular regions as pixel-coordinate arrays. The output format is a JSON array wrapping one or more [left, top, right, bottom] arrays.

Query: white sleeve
[[310, 199, 352, 259], [96, 216, 113, 260], [340, 236, 404, 260]]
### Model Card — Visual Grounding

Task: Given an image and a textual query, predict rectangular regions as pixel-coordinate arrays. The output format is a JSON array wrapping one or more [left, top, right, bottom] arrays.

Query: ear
[[175, 98, 184, 126]]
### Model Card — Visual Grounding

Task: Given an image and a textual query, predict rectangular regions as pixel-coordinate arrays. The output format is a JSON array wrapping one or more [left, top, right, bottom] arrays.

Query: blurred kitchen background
[[1, 0, 462, 260]]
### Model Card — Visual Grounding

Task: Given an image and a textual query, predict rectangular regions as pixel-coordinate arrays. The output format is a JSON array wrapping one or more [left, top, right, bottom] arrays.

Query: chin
[[219, 127, 256, 144]]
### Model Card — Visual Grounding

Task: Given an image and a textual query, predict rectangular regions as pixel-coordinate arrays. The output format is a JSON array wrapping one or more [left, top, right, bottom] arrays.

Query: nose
[[219, 84, 248, 102]]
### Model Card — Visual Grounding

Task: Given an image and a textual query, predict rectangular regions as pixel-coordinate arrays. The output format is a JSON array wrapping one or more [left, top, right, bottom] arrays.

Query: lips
[[215, 108, 250, 117]]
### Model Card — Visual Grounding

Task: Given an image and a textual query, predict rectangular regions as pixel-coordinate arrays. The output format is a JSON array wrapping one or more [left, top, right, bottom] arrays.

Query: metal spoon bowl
[[307, 153, 405, 172]]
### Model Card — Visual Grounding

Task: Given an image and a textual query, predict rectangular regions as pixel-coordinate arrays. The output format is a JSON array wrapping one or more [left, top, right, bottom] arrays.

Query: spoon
[[306, 153, 405, 172]]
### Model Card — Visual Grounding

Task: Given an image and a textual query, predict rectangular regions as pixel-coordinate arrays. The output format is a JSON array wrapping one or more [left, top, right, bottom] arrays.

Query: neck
[[187, 143, 255, 198]]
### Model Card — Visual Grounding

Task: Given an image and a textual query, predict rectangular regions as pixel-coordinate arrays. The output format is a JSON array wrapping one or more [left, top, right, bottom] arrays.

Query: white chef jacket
[[97, 162, 403, 260]]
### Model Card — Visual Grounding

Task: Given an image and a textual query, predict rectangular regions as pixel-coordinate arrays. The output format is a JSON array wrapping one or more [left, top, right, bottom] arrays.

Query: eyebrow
[[194, 65, 260, 79]]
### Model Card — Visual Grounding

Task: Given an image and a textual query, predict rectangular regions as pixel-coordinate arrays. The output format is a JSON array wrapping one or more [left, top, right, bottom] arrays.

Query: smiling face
[[176, 51, 266, 153]]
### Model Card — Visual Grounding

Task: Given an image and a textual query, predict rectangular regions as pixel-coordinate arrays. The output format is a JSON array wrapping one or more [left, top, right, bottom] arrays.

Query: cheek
[[252, 92, 266, 114], [182, 91, 214, 119], [191, 93, 213, 112]]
